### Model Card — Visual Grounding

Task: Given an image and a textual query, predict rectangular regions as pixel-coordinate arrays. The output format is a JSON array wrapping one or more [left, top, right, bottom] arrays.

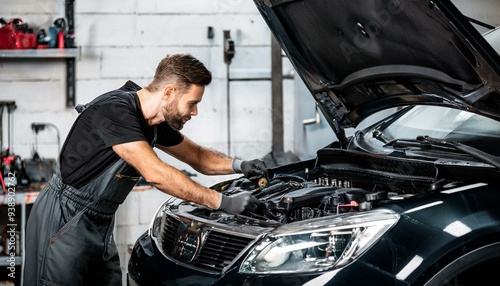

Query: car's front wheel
[[423, 241, 500, 286]]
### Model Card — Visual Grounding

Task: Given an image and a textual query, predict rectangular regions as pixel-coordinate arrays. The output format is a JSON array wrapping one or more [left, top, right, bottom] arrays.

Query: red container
[[57, 30, 64, 49], [0, 19, 38, 49]]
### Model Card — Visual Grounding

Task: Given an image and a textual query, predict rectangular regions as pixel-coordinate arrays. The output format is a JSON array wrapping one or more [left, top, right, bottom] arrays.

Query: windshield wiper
[[384, 135, 500, 169]]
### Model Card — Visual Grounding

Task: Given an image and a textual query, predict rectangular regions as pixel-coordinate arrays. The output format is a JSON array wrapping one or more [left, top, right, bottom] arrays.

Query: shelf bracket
[[66, 58, 76, 107]]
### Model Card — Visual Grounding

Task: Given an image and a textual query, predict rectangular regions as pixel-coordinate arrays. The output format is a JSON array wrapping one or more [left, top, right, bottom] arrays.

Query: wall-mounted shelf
[[0, 48, 79, 59], [0, 0, 77, 108]]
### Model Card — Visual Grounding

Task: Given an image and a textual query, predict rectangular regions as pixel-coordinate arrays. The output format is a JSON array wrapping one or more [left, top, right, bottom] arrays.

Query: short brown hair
[[146, 52, 212, 93]]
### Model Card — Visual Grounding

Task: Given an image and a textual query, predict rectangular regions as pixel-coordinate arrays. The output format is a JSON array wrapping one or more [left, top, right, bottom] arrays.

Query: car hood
[[254, 0, 500, 140]]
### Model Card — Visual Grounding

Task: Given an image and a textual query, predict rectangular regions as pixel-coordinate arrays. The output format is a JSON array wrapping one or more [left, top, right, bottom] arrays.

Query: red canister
[[57, 30, 64, 49]]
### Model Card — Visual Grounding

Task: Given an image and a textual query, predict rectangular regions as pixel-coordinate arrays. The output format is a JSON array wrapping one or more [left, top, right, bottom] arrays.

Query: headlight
[[149, 197, 182, 238], [240, 209, 399, 274], [149, 203, 166, 238]]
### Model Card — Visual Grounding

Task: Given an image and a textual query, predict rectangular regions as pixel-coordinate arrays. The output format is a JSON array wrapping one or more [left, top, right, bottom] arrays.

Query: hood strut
[[332, 118, 347, 148]]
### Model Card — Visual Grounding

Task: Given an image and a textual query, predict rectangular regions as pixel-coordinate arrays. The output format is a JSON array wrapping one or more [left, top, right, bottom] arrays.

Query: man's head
[[146, 52, 212, 93], [146, 53, 212, 130]]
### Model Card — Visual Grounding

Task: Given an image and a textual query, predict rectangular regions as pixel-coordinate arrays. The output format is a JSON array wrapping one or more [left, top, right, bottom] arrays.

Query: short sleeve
[[93, 99, 146, 147]]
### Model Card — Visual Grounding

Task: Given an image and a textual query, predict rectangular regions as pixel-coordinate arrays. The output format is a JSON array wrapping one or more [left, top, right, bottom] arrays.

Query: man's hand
[[233, 158, 267, 178], [218, 192, 259, 214]]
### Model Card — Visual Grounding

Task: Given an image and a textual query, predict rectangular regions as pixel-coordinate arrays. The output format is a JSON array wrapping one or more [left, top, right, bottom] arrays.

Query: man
[[24, 52, 266, 285]]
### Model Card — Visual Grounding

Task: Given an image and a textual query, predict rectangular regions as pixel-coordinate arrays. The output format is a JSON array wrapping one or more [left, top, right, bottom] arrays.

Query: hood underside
[[255, 0, 500, 132]]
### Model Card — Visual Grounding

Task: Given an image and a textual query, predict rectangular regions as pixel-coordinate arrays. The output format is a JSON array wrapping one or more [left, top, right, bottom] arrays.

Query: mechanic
[[24, 52, 266, 286]]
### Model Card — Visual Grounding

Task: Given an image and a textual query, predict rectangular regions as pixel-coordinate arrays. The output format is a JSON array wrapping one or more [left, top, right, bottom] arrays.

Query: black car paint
[[129, 182, 500, 285]]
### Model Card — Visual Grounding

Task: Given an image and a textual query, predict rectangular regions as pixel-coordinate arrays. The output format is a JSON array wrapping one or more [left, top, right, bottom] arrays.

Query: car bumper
[[128, 231, 407, 286]]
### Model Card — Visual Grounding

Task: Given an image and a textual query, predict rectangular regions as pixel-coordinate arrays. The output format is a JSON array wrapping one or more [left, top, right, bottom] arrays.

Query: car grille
[[160, 215, 180, 256], [159, 214, 254, 272]]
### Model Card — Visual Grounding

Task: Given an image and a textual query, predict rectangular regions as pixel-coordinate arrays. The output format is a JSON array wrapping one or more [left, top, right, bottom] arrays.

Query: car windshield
[[369, 105, 500, 156]]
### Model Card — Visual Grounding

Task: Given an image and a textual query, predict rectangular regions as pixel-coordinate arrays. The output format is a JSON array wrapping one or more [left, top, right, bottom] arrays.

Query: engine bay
[[169, 148, 449, 226], [220, 176, 393, 225]]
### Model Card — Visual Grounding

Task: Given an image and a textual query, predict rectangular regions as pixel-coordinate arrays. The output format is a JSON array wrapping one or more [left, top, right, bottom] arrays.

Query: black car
[[128, 0, 500, 285]]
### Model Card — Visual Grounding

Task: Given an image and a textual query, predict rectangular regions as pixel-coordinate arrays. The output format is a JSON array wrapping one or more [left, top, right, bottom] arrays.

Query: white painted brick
[[75, 0, 137, 14], [75, 79, 129, 104], [99, 48, 171, 79], [125, 225, 149, 246], [137, 0, 257, 14], [180, 113, 227, 145], [231, 140, 272, 160], [75, 15, 138, 47], [116, 189, 140, 227], [75, 48, 102, 80], [136, 14, 269, 47], [136, 15, 216, 46], [99, 47, 213, 79], [210, 46, 272, 77], [0, 61, 66, 80], [2, 1, 64, 29], [137, 188, 171, 224], [113, 224, 128, 246], [0, 82, 66, 110]]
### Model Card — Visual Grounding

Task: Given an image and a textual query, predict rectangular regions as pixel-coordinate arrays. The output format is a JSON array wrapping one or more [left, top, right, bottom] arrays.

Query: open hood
[[254, 0, 500, 141]]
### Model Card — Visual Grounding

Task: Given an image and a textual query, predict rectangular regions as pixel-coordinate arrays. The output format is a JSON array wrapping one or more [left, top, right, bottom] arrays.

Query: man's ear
[[163, 85, 176, 99]]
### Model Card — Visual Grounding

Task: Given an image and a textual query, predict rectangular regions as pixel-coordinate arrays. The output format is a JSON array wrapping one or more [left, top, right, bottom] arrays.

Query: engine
[[184, 148, 437, 226], [213, 173, 401, 225]]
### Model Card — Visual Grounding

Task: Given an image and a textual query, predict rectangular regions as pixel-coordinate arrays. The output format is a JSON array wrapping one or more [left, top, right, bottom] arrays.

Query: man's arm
[[156, 136, 235, 175], [113, 140, 221, 209]]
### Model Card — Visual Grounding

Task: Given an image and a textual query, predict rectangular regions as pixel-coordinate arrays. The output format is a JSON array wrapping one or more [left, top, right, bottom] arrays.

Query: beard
[[163, 100, 187, 130]]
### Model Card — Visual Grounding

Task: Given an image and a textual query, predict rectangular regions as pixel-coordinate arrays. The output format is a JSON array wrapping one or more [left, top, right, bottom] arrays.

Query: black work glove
[[232, 158, 267, 178], [218, 192, 259, 214]]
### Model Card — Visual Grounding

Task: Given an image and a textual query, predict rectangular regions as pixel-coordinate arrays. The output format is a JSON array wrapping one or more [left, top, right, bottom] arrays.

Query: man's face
[[163, 84, 204, 130]]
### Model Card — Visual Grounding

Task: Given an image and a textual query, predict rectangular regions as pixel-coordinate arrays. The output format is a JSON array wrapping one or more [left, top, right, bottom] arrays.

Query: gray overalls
[[24, 91, 154, 285]]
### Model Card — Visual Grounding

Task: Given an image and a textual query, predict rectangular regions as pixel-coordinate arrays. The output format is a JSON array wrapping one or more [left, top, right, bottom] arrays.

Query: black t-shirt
[[60, 81, 183, 189]]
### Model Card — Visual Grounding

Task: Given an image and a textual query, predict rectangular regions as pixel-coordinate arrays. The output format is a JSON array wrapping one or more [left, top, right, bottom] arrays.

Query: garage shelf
[[0, 0, 77, 108], [0, 48, 79, 59]]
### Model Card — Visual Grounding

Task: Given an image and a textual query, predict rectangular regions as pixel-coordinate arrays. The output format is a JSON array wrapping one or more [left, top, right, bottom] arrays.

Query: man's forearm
[[113, 141, 222, 209], [148, 161, 221, 209], [194, 145, 235, 175]]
